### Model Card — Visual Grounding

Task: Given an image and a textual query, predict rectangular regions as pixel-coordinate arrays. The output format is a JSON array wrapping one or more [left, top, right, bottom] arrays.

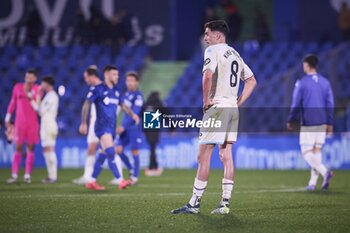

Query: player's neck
[[105, 81, 114, 88], [306, 70, 317, 75]]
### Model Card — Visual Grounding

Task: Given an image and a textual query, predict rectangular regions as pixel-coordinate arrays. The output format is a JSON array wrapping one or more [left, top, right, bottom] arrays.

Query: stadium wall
[[0, 134, 349, 170]]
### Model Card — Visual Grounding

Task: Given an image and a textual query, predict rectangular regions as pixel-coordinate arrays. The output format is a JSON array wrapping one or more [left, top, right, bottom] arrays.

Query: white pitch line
[[0, 188, 306, 199]]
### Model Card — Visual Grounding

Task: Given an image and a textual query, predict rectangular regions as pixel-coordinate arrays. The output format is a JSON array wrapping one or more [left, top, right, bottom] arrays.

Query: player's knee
[[116, 146, 123, 154], [96, 153, 106, 163], [131, 149, 139, 156], [105, 147, 115, 159], [87, 147, 96, 155], [15, 145, 23, 152]]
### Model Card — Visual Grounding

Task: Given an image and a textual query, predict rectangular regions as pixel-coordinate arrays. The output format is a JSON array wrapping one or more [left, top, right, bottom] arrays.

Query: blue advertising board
[[1, 133, 349, 170]]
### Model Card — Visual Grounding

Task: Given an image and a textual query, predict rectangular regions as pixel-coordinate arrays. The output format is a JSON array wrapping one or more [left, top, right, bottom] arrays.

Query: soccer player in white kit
[[171, 20, 257, 214], [30, 76, 59, 183]]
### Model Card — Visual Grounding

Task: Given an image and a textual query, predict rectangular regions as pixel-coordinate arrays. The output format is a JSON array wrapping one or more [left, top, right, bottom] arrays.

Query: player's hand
[[286, 122, 293, 131], [116, 127, 125, 135], [5, 124, 13, 143], [203, 99, 217, 113], [326, 125, 333, 136], [132, 114, 140, 125], [79, 123, 88, 135]]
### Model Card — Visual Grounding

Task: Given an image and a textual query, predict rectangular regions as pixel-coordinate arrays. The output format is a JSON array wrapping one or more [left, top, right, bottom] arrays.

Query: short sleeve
[[202, 46, 217, 73], [241, 62, 254, 81], [86, 86, 98, 102]]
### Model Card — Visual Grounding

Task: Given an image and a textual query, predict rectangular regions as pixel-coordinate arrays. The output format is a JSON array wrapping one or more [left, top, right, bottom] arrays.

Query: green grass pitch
[[0, 169, 349, 233]]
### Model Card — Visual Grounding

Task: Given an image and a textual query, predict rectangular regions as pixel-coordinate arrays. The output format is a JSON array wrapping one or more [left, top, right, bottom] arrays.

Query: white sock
[[303, 151, 328, 177], [115, 154, 123, 179], [83, 155, 95, 179], [189, 178, 207, 206], [44, 152, 57, 180], [314, 152, 328, 177], [222, 178, 234, 200], [308, 168, 319, 186]]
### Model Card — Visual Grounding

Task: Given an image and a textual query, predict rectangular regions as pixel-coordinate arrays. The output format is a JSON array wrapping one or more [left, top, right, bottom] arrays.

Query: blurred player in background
[[114, 72, 144, 185], [80, 65, 139, 190], [287, 54, 334, 191], [5, 69, 40, 184], [172, 20, 257, 214], [143, 91, 164, 177], [73, 66, 101, 185], [75, 66, 124, 185], [31, 76, 59, 183]]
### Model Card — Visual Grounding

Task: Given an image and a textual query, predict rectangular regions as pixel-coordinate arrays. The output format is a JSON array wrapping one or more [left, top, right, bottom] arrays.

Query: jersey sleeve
[[240, 61, 254, 81], [86, 86, 98, 103], [287, 80, 302, 123], [326, 84, 334, 125], [202, 46, 217, 73], [7, 84, 18, 115]]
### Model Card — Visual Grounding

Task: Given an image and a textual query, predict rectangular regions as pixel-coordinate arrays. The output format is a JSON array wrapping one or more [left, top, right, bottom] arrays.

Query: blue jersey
[[287, 73, 334, 126], [86, 83, 121, 137], [121, 90, 144, 128]]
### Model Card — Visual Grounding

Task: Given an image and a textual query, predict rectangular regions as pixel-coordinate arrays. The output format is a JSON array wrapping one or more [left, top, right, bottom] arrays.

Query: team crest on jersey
[[204, 58, 211, 66]]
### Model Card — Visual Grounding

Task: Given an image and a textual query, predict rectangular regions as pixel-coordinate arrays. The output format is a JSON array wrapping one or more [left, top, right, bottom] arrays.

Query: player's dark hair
[[103, 64, 118, 73], [26, 69, 38, 77], [85, 67, 99, 77], [126, 71, 139, 81], [42, 75, 55, 86], [204, 20, 230, 38], [303, 54, 318, 69]]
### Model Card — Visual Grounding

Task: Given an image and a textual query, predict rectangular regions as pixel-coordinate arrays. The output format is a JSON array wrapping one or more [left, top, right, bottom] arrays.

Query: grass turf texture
[[0, 169, 349, 233]]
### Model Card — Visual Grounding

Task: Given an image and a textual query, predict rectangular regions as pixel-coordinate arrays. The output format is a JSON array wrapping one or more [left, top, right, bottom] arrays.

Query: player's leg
[[7, 142, 23, 183], [117, 130, 133, 174], [211, 142, 234, 214], [130, 149, 140, 184], [41, 126, 58, 184], [211, 109, 237, 214], [306, 168, 319, 191], [314, 145, 333, 191], [85, 142, 98, 178], [128, 129, 143, 185], [171, 144, 215, 214], [73, 129, 99, 184], [24, 123, 39, 183], [42, 146, 57, 183], [24, 144, 35, 183], [300, 126, 332, 190]]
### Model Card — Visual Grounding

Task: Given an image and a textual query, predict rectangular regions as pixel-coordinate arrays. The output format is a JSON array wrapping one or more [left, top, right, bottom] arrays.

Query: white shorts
[[300, 125, 327, 150], [40, 123, 58, 147], [87, 124, 99, 144], [199, 105, 239, 144]]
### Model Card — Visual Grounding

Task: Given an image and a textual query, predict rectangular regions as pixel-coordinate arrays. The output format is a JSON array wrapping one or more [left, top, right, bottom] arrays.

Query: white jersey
[[39, 90, 59, 126], [202, 43, 254, 107]]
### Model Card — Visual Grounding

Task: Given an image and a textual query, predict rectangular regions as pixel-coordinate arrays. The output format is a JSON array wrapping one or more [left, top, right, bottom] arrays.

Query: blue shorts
[[117, 126, 143, 150]]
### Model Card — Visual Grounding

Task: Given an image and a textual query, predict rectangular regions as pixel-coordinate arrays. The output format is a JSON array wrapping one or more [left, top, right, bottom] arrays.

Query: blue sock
[[106, 147, 121, 179], [92, 153, 107, 179], [119, 152, 133, 171], [133, 155, 140, 178]]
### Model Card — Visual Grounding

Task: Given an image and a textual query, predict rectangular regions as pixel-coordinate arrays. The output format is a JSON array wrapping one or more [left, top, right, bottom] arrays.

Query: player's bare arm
[[237, 76, 257, 107], [121, 103, 140, 125], [80, 100, 91, 135], [202, 69, 216, 111]]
